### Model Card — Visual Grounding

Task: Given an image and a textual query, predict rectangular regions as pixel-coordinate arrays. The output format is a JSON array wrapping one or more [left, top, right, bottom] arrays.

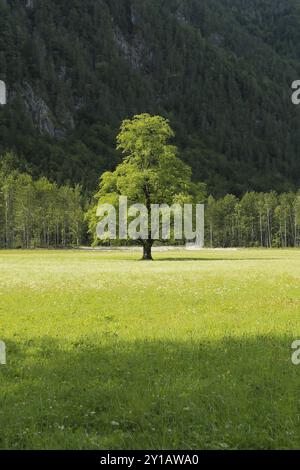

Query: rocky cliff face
[[22, 82, 57, 137]]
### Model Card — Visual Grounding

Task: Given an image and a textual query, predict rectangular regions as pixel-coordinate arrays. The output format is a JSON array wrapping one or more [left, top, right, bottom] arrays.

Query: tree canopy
[[89, 114, 206, 259]]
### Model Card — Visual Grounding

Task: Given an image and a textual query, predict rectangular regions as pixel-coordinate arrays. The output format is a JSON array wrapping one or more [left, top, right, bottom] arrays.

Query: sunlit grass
[[0, 249, 300, 449]]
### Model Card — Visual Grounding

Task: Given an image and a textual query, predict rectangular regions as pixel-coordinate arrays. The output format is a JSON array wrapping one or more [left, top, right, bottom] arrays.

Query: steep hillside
[[1, 0, 300, 194]]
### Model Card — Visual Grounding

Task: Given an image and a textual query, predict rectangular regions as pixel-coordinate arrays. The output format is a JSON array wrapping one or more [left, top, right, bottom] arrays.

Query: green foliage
[[114, 114, 196, 204], [89, 114, 205, 256], [0, 153, 85, 248], [1, 1, 300, 194], [205, 190, 300, 247]]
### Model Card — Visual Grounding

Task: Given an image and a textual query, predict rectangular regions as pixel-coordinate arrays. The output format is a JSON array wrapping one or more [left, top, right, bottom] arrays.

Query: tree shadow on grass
[[0, 335, 298, 450], [155, 257, 284, 262]]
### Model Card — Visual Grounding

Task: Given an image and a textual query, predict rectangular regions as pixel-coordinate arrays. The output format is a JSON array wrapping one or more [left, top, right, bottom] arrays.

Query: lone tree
[[90, 114, 205, 260]]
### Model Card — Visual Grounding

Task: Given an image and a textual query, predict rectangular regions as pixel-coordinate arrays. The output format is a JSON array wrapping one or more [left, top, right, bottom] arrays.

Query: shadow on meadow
[[155, 257, 284, 262], [0, 335, 299, 450]]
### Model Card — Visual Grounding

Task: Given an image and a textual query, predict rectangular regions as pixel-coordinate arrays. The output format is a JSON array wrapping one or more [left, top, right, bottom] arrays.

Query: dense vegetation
[[2, 150, 300, 249], [206, 191, 300, 248], [0, 154, 85, 248], [1, 0, 300, 195]]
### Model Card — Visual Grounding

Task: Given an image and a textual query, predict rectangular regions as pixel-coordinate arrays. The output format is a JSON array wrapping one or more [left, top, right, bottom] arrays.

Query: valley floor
[[0, 249, 299, 449]]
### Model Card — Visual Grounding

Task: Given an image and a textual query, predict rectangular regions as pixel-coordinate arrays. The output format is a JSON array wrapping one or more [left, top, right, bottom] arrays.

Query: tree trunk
[[142, 181, 153, 260], [142, 241, 153, 260], [259, 213, 263, 247]]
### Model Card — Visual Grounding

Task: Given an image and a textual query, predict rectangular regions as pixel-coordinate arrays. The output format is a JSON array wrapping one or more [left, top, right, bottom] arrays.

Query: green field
[[0, 249, 300, 450]]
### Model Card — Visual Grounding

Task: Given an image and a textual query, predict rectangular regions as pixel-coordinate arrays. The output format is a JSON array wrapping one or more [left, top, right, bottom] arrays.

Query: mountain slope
[[1, 0, 300, 194]]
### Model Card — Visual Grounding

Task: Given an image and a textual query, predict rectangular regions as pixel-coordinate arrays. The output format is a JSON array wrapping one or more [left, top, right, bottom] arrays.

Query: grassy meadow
[[0, 248, 300, 450]]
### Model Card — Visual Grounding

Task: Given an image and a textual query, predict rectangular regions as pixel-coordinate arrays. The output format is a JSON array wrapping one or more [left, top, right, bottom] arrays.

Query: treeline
[[206, 192, 300, 248], [0, 157, 85, 249], [2, 153, 300, 249]]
